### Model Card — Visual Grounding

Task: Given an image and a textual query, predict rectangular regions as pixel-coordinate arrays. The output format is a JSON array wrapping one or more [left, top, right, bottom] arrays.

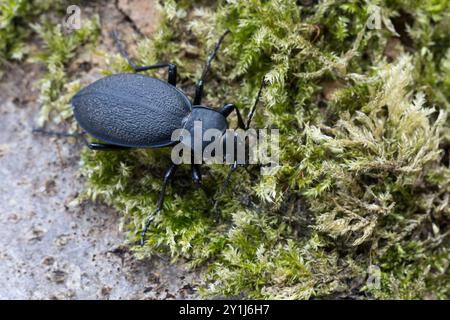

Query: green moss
[[32, 15, 100, 126], [0, 0, 100, 125], [0, 0, 66, 74], [25, 0, 450, 299]]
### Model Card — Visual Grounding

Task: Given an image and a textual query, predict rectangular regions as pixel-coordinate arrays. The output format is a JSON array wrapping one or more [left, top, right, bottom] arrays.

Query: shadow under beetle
[[41, 30, 265, 245]]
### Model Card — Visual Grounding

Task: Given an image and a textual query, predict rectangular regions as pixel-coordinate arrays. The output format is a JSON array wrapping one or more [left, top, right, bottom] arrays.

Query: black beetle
[[38, 30, 265, 245]]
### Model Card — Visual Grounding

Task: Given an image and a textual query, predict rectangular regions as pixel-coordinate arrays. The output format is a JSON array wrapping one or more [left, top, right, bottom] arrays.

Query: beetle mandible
[[41, 30, 265, 245]]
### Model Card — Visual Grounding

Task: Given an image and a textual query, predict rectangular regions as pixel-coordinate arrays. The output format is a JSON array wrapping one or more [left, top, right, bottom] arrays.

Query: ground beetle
[[38, 30, 265, 245]]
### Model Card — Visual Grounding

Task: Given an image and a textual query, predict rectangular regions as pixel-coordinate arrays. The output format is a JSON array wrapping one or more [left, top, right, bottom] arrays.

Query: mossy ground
[[2, 0, 449, 299]]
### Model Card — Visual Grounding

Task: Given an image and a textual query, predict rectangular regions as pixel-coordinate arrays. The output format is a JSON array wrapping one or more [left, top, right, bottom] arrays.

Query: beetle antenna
[[245, 76, 266, 130], [193, 29, 231, 105], [200, 29, 230, 81]]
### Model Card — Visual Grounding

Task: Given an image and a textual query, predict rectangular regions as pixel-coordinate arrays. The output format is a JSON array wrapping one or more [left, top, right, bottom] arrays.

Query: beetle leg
[[193, 29, 231, 105], [140, 164, 178, 246], [130, 63, 177, 86], [112, 30, 177, 85], [33, 129, 134, 151], [219, 103, 245, 129], [217, 77, 266, 130], [87, 143, 132, 151]]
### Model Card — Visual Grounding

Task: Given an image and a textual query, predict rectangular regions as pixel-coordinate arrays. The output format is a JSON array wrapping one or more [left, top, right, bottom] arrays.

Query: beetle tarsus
[[140, 164, 178, 246]]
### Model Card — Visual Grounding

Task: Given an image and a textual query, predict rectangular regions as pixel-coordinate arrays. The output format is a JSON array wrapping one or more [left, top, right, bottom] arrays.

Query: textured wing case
[[72, 74, 192, 147]]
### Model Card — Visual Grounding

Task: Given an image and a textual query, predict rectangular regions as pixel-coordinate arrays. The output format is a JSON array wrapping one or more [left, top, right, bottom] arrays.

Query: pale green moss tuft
[[33, 15, 100, 126]]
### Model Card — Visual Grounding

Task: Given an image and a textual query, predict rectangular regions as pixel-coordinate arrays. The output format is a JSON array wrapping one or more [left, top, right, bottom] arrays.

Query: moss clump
[[32, 15, 100, 126], [0, 0, 99, 125], [21, 0, 450, 299], [0, 0, 66, 73]]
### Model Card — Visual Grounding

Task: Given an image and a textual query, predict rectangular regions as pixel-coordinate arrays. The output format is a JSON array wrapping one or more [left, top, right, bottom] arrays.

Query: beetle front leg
[[219, 78, 266, 129], [140, 163, 178, 246], [219, 103, 245, 129], [112, 30, 177, 86]]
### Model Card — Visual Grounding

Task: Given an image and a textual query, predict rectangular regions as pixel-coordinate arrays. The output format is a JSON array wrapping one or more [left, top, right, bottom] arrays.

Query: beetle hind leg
[[33, 128, 131, 151], [112, 30, 177, 86]]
